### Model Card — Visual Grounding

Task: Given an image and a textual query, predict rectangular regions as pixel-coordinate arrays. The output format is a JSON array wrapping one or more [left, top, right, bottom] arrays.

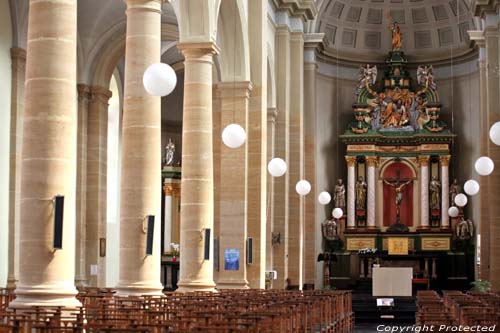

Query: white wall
[[106, 73, 121, 287], [0, 0, 12, 288]]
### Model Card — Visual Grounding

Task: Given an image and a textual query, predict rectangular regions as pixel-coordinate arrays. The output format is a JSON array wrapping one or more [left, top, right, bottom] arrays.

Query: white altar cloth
[[372, 267, 412, 297]]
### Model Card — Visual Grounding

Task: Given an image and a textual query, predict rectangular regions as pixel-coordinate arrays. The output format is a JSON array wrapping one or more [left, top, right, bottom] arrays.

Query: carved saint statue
[[456, 217, 474, 240], [322, 219, 339, 241], [355, 176, 367, 209], [164, 138, 175, 166], [333, 179, 346, 209], [389, 21, 402, 51], [429, 176, 441, 210], [449, 179, 460, 207]]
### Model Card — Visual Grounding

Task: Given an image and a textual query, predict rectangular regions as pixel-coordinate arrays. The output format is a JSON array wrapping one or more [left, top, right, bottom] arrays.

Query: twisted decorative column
[[346, 156, 357, 228], [418, 155, 430, 229], [440, 155, 450, 229], [176, 42, 219, 292], [366, 156, 378, 229], [11, 0, 80, 308], [115, 0, 163, 296]]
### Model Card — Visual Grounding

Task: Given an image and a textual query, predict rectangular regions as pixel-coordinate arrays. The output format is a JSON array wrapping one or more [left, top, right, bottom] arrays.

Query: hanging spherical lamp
[[463, 180, 480, 196], [489, 121, 500, 146], [475, 156, 494, 176], [332, 208, 343, 219], [454, 193, 468, 207], [448, 206, 459, 218], [143, 63, 177, 97], [318, 191, 331, 205], [267, 158, 287, 177], [222, 124, 246, 148], [295, 180, 311, 196]]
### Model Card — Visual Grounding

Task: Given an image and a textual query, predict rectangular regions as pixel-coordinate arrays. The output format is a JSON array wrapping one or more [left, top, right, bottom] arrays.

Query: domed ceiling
[[317, 0, 477, 64]]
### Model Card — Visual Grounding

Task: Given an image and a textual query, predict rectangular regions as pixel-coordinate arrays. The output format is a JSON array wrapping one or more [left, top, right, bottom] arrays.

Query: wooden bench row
[[0, 288, 354, 332]]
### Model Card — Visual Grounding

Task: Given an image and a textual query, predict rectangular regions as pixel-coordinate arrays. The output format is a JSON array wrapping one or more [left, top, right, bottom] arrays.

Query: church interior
[[0, 0, 500, 331]]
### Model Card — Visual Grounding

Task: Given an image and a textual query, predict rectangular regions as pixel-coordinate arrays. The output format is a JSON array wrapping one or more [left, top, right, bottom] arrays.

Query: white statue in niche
[[164, 138, 175, 166]]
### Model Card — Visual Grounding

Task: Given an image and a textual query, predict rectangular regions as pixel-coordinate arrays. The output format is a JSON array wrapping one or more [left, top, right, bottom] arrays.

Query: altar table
[[372, 267, 412, 297]]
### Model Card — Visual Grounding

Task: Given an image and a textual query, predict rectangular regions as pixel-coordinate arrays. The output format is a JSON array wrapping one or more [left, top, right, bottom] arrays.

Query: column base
[[216, 280, 250, 290], [9, 285, 81, 309], [176, 280, 217, 293], [417, 225, 431, 230], [6, 277, 18, 290], [114, 281, 164, 297]]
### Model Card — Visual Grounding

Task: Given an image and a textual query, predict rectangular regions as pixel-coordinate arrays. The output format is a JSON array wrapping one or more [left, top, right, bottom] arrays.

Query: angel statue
[[164, 138, 175, 166], [357, 64, 377, 95], [417, 65, 437, 90]]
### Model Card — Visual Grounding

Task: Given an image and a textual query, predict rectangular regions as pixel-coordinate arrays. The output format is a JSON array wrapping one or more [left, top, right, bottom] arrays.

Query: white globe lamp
[[475, 156, 494, 176], [448, 206, 459, 218], [332, 208, 343, 219], [463, 180, 480, 196], [318, 191, 331, 205], [143, 63, 177, 97], [454, 193, 468, 207], [295, 180, 311, 196], [267, 158, 287, 177], [489, 121, 500, 146], [222, 124, 246, 148]]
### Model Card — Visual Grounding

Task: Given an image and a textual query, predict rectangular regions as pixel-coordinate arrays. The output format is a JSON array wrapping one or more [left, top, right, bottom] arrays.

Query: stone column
[[304, 34, 322, 287], [115, 0, 163, 296], [7, 48, 26, 289], [287, 31, 304, 289], [176, 42, 219, 292], [418, 155, 430, 229], [366, 156, 378, 229], [163, 183, 173, 252], [440, 155, 450, 229], [85, 87, 111, 288], [346, 156, 356, 228], [75, 84, 91, 288], [266, 108, 277, 279], [272, 26, 290, 289], [10, 0, 80, 308], [246, 0, 268, 289], [216, 81, 252, 289]]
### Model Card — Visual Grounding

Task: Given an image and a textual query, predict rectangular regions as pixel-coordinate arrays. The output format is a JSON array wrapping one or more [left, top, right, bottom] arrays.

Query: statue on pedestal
[[333, 179, 346, 210], [430, 176, 441, 210], [164, 138, 175, 166], [388, 19, 402, 51], [355, 176, 367, 209], [456, 217, 474, 241]]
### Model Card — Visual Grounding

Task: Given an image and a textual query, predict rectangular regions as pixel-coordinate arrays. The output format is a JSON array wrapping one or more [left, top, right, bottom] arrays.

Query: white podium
[[372, 267, 412, 297]]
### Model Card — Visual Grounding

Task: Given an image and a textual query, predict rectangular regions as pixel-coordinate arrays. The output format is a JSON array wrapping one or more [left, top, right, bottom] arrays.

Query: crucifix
[[383, 169, 413, 225]]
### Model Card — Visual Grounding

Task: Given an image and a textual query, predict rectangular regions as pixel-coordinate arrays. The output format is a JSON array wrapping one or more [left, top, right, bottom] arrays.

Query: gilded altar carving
[[345, 156, 357, 167], [346, 237, 376, 251], [421, 238, 450, 251], [383, 238, 414, 251]]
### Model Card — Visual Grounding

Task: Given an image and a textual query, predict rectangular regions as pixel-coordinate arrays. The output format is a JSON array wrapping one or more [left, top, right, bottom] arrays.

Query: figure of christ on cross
[[383, 170, 413, 225]]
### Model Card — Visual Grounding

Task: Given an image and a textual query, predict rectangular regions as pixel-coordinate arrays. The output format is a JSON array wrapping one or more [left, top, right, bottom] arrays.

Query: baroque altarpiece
[[323, 26, 475, 291]]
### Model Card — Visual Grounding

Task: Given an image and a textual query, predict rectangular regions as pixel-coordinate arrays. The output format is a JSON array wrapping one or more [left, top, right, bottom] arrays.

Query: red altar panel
[[383, 162, 414, 227]]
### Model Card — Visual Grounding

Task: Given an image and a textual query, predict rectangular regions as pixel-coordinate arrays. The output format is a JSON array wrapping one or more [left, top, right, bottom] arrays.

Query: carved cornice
[[272, 0, 318, 21], [473, 0, 500, 18], [215, 81, 253, 99], [345, 156, 357, 167], [177, 42, 220, 57]]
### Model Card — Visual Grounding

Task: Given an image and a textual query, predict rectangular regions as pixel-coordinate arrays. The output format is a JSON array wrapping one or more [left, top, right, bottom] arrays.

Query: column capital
[[417, 155, 430, 166], [90, 86, 113, 103], [215, 81, 253, 99], [366, 156, 379, 167], [345, 156, 357, 167], [164, 184, 174, 196], [125, 0, 163, 14], [439, 155, 451, 167], [77, 84, 92, 102], [177, 42, 220, 57]]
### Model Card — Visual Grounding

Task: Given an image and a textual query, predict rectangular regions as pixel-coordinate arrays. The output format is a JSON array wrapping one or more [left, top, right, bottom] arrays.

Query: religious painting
[[224, 248, 240, 270]]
